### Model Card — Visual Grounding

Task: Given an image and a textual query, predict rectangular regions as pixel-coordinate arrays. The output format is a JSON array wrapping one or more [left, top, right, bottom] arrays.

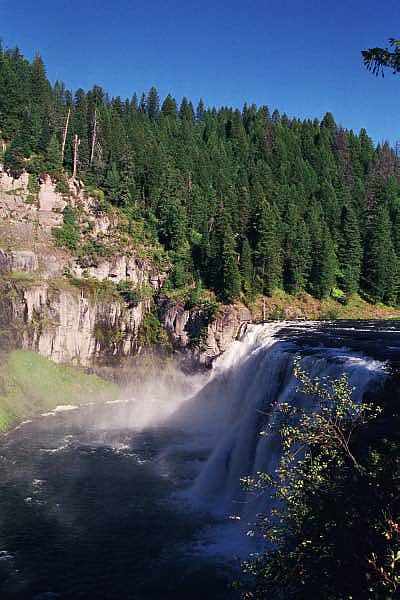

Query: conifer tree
[[161, 94, 177, 118], [45, 134, 63, 175], [252, 194, 282, 296], [338, 204, 363, 296], [221, 221, 241, 303], [139, 92, 146, 113], [179, 97, 194, 123], [146, 86, 160, 119], [240, 237, 253, 295], [283, 210, 311, 295], [363, 201, 398, 304], [196, 99, 205, 124], [131, 92, 138, 110], [309, 209, 337, 298]]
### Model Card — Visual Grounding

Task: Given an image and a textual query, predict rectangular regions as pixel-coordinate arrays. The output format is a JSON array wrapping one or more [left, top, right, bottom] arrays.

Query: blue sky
[[1, 0, 399, 144]]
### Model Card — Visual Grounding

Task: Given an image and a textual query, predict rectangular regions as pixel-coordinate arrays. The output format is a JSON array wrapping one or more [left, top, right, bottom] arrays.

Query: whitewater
[[0, 320, 395, 599]]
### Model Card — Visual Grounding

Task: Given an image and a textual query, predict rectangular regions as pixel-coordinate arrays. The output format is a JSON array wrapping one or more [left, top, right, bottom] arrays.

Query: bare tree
[[90, 108, 98, 166], [73, 134, 80, 178], [61, 108, 71, 163]]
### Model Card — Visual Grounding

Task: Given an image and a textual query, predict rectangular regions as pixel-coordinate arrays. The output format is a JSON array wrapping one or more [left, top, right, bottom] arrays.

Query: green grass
[[9, 271, 37, 283], [0, 350, 119, 433]]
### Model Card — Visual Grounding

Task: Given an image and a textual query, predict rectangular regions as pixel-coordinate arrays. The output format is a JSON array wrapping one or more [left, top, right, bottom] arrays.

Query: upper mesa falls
[[0, 320, 398, 600], [1, 40, 400, 600]]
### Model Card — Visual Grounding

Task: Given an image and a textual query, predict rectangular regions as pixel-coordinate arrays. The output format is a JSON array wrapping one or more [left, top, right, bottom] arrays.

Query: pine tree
[[131, 92, 138, 110], [147, 86, 160, 119], [252, 194, 282, 296], [338, 204, 362, 297], [308, 209, 337, 299], [196, 99, 205, 124], [0, 46, 30, 139], [240, 237, 253, 294], [283, 208, 311, 295], [4, 135, 29, 177], [316, 227, 338, 298], [103, 161, 121, 204], [139, 92, 146, 113], [45, 134, 63, 175], [179, 97, 194, 123], [363, 201, 398, 304], [221, 221, 241, 302], [161, 94, 177, 118]]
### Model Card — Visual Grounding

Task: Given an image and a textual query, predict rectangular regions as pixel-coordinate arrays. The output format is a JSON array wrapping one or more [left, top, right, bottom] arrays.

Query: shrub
[[239, 360, 400, 600], [116, 280, 143, 306], [28, 173, 40, 195], [52, 206, 80, 252], [186, 298, 219, 348], [55, 176, 70, 195], [137, 312, 171, 349]]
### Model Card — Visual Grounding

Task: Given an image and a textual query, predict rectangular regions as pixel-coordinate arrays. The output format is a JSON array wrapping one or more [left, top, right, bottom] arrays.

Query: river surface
[[0, 320, 399, 599]]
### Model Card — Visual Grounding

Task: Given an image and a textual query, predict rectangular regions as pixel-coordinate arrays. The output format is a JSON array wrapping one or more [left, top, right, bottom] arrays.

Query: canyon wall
[[0, 167, 252, 368]]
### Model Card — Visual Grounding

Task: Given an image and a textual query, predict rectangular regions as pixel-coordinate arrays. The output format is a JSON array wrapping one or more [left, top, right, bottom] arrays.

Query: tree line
[[1, 43, 400, 305]]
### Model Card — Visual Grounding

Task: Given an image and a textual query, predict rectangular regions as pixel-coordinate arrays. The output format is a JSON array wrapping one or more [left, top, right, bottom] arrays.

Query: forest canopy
[[1, 43, 400, 305]]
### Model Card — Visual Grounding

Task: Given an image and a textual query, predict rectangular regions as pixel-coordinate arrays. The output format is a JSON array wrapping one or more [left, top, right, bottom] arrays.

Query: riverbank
[[248, 291, 400, 321], [0, 292, 399, 437], [0, 350, 119, 434]]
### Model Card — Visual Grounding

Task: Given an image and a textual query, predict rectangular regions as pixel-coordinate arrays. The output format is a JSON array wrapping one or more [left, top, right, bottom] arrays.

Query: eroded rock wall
[[2, 282, 149, 367], [0, 166, 253, 368], [159, 300, 252, 366]]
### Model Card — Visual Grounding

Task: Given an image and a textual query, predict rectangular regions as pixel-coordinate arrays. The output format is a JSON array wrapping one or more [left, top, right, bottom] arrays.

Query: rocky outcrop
[[198, 304, 253, 364], [0, 249, 39, 273], [2, 281, 251, 368], [73, 254, 165, 288], [0, 167, 164, 365], [3, 282, 149, 367], [38, 177, 67, 212], [0, 165, 253, 368], [0, 167, 166, 287], [159, 300, 252, 366]]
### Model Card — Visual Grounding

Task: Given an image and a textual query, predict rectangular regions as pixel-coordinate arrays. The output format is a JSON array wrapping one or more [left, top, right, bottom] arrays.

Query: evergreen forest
[[1, 44, 400, 306]]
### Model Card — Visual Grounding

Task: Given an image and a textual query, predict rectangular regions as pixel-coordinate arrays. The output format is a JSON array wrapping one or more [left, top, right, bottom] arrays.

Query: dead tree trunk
[[73, 134, 80, 179], [61, 108, 71, 163], [90, 108, 97, 166]]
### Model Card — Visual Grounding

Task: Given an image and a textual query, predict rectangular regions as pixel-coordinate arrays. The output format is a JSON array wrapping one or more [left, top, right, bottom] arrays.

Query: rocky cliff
[[159, 300, 252, 366], [0, 166, 252, 368]]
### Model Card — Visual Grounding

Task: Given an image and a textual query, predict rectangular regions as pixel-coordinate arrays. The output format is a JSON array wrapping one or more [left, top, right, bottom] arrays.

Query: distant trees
[[1, 43, 400, 306]]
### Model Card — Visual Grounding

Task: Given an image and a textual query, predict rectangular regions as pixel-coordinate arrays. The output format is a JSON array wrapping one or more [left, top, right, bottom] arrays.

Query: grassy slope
[[0, 350, 119, 433], [249, 291, 400, 321]]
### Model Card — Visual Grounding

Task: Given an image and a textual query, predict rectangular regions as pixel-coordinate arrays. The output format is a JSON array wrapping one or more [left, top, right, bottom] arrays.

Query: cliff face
[[0, 167, 251, 368], [3, 282, 149, 367], [159, 300, 252, 366]]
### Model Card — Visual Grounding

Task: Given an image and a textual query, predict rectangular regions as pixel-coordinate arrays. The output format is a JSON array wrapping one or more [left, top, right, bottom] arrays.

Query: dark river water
[[0, 410, 236, 600], [0, 320, 399, 600]]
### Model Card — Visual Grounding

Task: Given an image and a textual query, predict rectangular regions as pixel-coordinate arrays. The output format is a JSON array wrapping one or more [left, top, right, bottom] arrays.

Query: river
[[0, 320, 399, 599]]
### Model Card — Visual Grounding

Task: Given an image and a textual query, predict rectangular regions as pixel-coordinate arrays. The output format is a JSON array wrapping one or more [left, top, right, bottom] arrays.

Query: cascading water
[[171, 323, 387, 531], [0, 321, 395, 598]]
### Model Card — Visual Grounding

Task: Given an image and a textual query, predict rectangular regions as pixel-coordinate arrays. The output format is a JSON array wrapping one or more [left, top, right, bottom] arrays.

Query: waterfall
[[171, 323, 387, 528]]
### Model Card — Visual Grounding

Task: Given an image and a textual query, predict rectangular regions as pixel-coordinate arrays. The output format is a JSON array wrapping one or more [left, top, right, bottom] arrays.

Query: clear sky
[[1, 0, 399, 144]]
